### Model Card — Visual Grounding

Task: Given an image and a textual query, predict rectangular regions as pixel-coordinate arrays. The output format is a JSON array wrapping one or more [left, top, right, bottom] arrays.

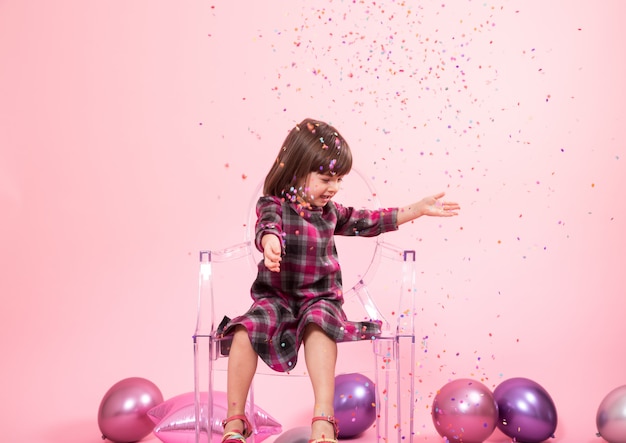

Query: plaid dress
[[224, 196, 398, 372]]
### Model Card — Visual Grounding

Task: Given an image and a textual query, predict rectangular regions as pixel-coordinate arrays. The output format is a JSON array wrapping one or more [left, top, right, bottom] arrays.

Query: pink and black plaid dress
[[224, 196, 398, 372]]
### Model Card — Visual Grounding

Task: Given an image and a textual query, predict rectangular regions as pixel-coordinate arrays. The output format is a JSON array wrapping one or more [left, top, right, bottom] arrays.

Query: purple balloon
[[98, 377, 164, 443], [597, 385, 626, 443], [334, 373, 377, 438], [431, 378, 498, 443], [493, 377, 557, 443]]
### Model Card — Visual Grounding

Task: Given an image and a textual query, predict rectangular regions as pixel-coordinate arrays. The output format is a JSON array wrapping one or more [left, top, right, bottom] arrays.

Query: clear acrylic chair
[[193, 168, 418, 443]]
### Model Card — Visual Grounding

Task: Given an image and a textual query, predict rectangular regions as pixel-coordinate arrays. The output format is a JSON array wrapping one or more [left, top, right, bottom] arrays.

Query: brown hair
[[263, 118, 353, 198]]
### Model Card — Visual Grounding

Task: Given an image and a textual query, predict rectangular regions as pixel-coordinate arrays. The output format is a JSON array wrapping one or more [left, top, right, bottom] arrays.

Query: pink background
[[1, 1, 625, 442]]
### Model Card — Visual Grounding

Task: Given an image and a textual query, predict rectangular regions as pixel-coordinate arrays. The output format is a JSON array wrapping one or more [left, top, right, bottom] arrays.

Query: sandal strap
[[222, 414, 253, 438], [222, 431, 247, 443], [311, 415, 338, 439]]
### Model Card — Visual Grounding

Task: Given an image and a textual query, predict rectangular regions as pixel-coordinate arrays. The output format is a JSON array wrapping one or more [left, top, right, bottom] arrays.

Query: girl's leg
[[303, 324, 338, 441], [224, 326, 258, 436]]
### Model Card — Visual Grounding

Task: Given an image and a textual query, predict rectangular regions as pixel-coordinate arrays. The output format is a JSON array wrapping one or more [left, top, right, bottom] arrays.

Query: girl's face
[[304, 172, 344, 207]]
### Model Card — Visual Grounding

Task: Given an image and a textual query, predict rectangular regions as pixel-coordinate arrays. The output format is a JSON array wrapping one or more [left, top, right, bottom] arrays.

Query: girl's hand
[[261, 234, 282, 272], [397, 192, 460, 225], [421, 192, 460, 217]]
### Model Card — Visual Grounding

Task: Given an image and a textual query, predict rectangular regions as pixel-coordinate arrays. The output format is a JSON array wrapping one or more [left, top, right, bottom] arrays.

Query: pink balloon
[[432, 378, 498, 443], [98, 377, 163, 443], [147, 391, 282, 443]]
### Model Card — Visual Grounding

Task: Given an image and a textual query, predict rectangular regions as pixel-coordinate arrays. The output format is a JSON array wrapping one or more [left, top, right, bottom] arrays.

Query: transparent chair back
[[193, 168, 418, 442]]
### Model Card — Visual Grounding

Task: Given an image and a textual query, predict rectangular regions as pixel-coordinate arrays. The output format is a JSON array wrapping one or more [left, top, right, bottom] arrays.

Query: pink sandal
[[221, 414, 253, 443], [308, 415, 339, 443]]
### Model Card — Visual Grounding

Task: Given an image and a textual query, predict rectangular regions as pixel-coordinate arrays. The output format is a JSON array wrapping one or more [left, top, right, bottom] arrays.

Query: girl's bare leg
[[224, 326, 258, 436], [303, 324, 338, 441]]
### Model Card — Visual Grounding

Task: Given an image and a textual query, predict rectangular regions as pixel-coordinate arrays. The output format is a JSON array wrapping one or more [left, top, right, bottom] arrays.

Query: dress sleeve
[[255, 196, 285, 254], [333, 202, 399, 237]]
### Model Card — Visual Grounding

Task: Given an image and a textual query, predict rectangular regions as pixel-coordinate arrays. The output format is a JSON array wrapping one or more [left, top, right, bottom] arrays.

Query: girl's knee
[[233, 325, 249, 336], [303, 322, 324, 337], [231, 326, 254, 349]]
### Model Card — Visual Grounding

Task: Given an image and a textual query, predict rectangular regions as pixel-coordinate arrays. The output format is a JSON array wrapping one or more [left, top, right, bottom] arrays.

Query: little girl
[[220, 118, 460, 443]]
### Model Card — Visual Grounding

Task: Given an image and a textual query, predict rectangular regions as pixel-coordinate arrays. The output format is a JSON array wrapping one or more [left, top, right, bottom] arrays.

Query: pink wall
[[1, 1, 625, 442]]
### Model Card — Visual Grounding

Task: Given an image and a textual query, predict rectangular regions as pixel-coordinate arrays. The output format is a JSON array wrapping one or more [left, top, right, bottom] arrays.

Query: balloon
[[333, 373, 377, 438], [147, 391, 282, 443], [273, 426, 311, 443], [597, 385, 626, 443], [98, 377, 164, 443], [431, 378, 498, 443], [493, 377, 557, 443]]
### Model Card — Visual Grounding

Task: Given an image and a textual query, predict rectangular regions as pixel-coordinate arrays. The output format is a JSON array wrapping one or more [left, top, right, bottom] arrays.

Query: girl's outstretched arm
[[397, 192, 460, 226]]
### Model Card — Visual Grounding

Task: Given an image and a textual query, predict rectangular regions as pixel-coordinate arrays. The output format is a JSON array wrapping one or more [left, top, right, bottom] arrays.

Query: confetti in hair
[[320, 137, 328, 149], [306, 122, 316, 133]]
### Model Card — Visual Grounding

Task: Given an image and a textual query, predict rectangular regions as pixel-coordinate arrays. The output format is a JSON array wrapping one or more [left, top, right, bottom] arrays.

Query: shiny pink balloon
[[432, 378, 498, 443], [147, 391, 282, 443], [597, 385, 626, 443], [98, 377, 164, 443]]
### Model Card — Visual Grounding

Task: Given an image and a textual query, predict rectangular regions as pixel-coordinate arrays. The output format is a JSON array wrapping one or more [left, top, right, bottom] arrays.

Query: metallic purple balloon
[[493, 377, 557, 443], [431, 378, 498, 443], [98, 377, 164, 443], [333, 373, 377, 438], [597, 385, 626, 443]]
